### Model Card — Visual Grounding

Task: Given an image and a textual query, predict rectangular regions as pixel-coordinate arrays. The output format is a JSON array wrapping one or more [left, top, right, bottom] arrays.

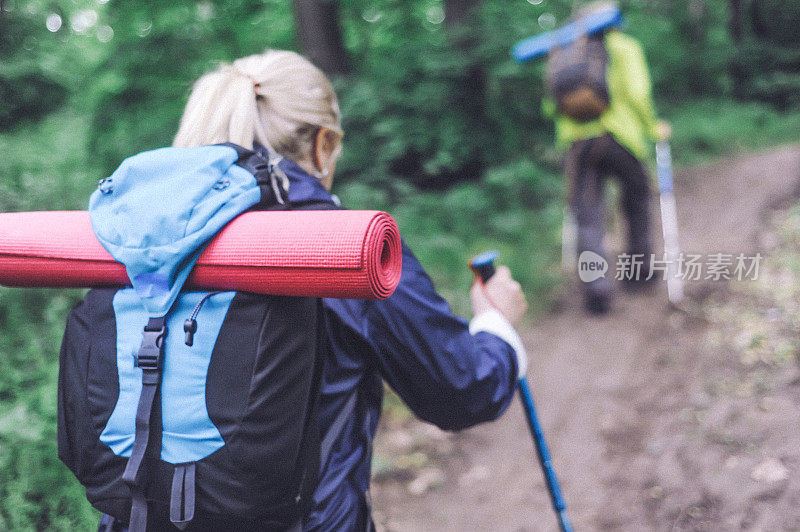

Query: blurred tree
[[88, 0, 296, 173], [292, 0, 351, 76], [749, 0, 800, 45], [444, 0, 488, 120], [438, 0, 488, 186], [0, 1, 69, 130], [727, 0, 800, 108], [729, 0, 743, 42], [444, 0, 481, 23], [728, 0, 746, 92]]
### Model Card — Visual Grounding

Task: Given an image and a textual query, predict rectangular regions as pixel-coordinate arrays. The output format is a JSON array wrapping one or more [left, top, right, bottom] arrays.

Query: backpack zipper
[[183, 292, 223, 346]]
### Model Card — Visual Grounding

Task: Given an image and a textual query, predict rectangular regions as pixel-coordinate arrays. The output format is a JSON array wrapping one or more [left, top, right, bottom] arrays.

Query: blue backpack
[[57, 145, 331, 531]]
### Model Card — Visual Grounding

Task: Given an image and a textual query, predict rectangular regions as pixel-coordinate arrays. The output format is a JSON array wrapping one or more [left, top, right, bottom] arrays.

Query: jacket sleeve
[[325, 243, 520, 431], [611, 33, 659, 140]]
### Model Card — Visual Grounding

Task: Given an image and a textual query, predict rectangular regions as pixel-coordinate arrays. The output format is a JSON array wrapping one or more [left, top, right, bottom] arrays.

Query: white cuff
[[469, 309, 527, 379]]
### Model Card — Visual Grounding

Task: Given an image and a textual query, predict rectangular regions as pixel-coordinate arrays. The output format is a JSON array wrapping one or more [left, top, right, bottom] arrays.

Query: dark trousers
[[565, 134, 652, 294]]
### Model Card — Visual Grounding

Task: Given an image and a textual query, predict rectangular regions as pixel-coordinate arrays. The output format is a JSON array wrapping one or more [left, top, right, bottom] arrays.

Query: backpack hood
[[89, 145, 274, 316]]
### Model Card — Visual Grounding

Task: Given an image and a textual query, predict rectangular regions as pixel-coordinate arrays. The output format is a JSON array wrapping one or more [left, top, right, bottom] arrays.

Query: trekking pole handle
[[469, 250, 499, 283]]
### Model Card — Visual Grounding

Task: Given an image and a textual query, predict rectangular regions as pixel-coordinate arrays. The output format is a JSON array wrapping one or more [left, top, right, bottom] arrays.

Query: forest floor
[[370, 145, 800, 531]]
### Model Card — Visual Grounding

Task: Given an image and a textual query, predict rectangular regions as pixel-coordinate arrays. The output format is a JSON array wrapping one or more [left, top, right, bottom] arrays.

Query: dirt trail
[[371, 145, 800, 530]]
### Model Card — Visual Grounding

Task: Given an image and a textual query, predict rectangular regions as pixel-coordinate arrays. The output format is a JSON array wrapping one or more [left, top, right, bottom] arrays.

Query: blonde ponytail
[[174, 50, 342, 173]]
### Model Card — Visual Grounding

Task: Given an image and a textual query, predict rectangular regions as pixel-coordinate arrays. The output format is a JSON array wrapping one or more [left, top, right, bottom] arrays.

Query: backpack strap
[[169, 463, 196, 530], [217, 142, 289, 209], [121, 316, 168, 532]]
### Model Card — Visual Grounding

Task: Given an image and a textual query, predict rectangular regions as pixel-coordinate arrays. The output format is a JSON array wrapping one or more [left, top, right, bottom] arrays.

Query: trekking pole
[[561, 206, 577, 274], [469, 252, 573, 532], [655, 141, 684, 305]]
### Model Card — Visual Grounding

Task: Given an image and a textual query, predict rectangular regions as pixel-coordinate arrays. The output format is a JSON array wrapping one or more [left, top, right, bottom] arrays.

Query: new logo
[[578, 251, 608, 283]]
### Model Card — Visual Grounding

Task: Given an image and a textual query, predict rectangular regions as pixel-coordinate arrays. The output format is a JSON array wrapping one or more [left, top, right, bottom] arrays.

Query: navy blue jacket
[[272, 155, 520, 531]]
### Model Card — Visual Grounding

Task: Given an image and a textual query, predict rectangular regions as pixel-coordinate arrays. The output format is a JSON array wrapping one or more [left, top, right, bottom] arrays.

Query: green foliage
[[0, 74, 65, 131], [0, 289, 97, 531], [729, 0, 800, 107], [88, 1, 297, 173], [339, 158, 563, 316], [667, 98, 800, 165], [333, 0, 561, 189], [730, 40, 800, 109], [626, 0, 733, 99], [0, 112, 98, 212], [749, 0, 800, 46], [0, 109, 100, 529], [0, 1, 70, 129]]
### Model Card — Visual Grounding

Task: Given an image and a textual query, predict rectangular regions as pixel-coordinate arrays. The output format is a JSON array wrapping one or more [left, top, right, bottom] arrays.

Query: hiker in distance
[[544, 1, 671, 314], [59, 50, 529, 531]]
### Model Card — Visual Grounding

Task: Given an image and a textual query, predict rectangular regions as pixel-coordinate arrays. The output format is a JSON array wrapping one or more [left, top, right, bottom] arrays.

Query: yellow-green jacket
[[544, 31, 659, 161]]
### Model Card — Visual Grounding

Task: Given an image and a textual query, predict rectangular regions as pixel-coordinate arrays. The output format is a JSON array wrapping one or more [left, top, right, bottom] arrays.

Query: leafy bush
[[339, 158, 563, 316], [0, 289, 97, 530], [0, 110, 100, 529], [667, 98, 800, 165]]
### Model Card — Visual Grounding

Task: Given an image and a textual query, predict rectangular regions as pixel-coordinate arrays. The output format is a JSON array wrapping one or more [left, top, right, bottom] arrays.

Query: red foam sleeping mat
[[0, 210, 402, 300]]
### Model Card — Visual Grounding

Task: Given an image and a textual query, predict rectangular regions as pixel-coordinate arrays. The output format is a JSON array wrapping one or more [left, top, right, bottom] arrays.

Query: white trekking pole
[[561, 206, 577, 273], [655, 141, 684, 305]]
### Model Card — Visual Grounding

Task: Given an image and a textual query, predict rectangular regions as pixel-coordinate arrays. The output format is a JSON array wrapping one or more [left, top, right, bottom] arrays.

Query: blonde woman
[[96, 50, 528, 531]]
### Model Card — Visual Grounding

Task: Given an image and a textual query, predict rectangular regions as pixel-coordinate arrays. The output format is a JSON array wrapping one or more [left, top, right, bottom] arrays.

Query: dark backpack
[[56, 145, 333, 531], [58, 289, 324, 531], [546, 31, 610, 123]]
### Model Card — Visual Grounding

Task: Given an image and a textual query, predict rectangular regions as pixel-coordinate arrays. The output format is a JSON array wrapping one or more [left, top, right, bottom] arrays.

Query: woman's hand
[[470, 266, 528, 326], [655, 120, 672, 142]]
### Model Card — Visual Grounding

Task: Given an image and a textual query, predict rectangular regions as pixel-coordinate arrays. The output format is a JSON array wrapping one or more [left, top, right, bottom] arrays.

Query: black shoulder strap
[[169, 463, 196, 530], [217, 142, 289, 209], [287, 198, 341, 212], [121, 316, 167, 532]]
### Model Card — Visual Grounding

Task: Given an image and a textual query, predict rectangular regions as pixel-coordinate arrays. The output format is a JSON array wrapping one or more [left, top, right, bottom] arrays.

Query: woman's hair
[[174, 50, 342, 169]]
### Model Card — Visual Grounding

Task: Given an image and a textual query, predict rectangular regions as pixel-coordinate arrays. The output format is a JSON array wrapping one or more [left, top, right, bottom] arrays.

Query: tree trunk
[[729, 0, 744, 43], [444, 0, 482, 26], [728, 0, 746, 97], [443, 0, 486, 119], [292, 0, 351, 77], [441, 0, 487, 183]]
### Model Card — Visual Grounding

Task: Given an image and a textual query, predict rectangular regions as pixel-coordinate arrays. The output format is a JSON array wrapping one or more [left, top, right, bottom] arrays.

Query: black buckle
[[135, 318, 167, 371]]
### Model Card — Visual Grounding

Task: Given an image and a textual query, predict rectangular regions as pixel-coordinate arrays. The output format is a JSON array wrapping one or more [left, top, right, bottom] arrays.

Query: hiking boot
[[583, 278, 612, 315], [621, 273, 657, 293], [620, 249, 655, 292], [585, 290, 611, 314]]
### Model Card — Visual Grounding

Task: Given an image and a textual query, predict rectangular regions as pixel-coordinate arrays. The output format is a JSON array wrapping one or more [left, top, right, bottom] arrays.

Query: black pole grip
[[469, 250, 498, 282]]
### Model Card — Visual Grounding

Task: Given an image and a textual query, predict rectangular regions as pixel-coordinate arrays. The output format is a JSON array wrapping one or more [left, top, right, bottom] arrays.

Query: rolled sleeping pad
[[511, 7, 623, 62], [0, 210, 402, 300]]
